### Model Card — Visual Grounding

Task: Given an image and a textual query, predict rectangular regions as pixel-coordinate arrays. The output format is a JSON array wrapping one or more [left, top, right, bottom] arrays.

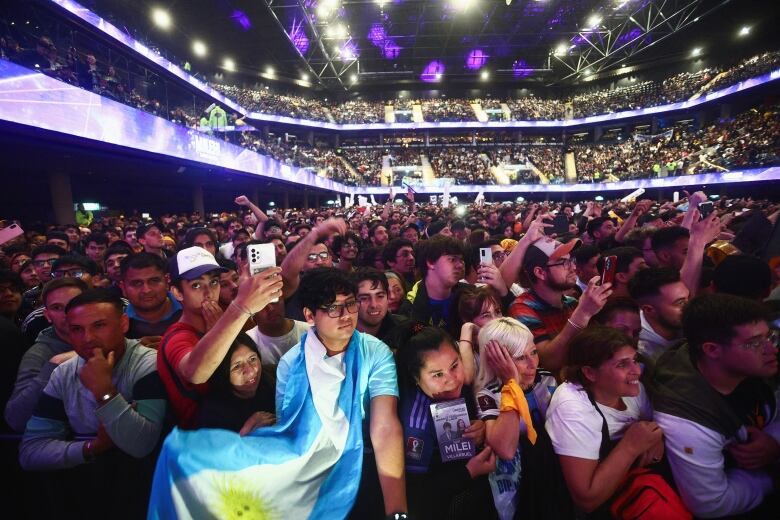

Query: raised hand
[[79, 348, 116, 400], [485, 340, 519, 385], [234, 266, 284, 314], [239, 411, 277, 436]]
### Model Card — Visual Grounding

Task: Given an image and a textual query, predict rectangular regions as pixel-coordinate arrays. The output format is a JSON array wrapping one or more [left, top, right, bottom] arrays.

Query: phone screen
[[699, 202, 714, 218]]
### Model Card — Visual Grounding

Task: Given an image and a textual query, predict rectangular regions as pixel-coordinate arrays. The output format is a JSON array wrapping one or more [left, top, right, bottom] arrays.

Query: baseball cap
[[169, 246, 227, 282], [136, 221, 162, 239], [522, 236, 582, 273]]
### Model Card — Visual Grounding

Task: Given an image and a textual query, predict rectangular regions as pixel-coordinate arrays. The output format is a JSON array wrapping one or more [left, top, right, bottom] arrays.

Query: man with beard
[[509, 237, 611, 371], [352, 268, 407, 352], [586, 216, 618, 250], [629, 267, 689, 361], [120, 253, 182, 348]]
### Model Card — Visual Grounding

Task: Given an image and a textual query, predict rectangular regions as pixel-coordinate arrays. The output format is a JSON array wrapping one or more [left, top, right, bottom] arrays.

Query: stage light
[[266, 66, 275, 76], [334, 24, 347, 39], [452, 0, 477, 11], [223, 58, 235, 72], [480, 70, 489, 81], [151, 8, 172, 30], [738, 26, 751, 36], [350, 74, 358, 83], [192, 40, 207, 57], [435, 73, 442, 81], [553, 43, 568, 57], [301, 72, 310, 82], [586, 14, 602, 29], [691, 47, 702, 57]]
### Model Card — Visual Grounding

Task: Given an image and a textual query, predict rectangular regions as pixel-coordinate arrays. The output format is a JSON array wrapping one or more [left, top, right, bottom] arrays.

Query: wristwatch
[[386, 514, 411, 520], [98, 391, 117, 406]]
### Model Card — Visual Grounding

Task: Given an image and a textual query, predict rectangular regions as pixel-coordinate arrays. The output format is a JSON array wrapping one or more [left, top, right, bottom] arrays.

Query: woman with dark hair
[[197, 332, 276, 434], [545, 326, 664, 515], [396, 324, 497, 520], [454, 286, 503, 383]]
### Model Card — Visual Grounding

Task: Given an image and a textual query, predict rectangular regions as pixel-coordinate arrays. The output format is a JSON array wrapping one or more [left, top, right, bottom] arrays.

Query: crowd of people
[[1, 189, 779, 519], [428, 148, 493, 184]]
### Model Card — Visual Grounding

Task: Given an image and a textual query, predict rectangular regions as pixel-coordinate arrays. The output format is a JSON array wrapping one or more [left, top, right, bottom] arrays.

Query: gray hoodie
[[4, 327, 72, 432]]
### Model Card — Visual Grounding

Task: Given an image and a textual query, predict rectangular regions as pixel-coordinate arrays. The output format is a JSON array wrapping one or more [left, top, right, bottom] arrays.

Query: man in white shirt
[[246, 299, 309, 365], [650, 294, 780, 518]]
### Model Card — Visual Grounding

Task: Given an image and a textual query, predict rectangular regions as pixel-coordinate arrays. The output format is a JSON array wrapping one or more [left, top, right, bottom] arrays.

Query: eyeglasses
[[52, 269, 85, 279], [306, 252, 331, 262], [33, 258, 57, 267], [546, 258, 576, 269], [319, 300, 359, 318], [735, 330, 780, 352]]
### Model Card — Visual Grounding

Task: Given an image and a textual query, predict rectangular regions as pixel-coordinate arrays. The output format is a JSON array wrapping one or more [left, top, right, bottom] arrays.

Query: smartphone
[[601, 255, 618, 286], [479, 247, 493, 266], [0, 223, 23, 245], [247, 243, 278, 302], [698, 201, 714, 219], [141, 213, 150, 219], [673, 192, 680, 203]]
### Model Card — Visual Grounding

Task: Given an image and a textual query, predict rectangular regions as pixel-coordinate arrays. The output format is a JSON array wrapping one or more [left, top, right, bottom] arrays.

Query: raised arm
[[680, 212, 721, 297], [279, 218, 347, 297], [235, 195, 269, 239], [499, 214, 550, 288]]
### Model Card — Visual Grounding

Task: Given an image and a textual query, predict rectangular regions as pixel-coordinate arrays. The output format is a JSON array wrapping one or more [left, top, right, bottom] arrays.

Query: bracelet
[[567, 318, 586, 331], [459, 339, 472, 344], [231, 301, 255, 318]]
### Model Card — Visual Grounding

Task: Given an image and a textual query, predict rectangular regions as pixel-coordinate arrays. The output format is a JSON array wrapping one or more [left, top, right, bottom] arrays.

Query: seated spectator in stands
[[46, 231, 70, 252], [400, 235, 467, 329], [396, 325, 495, 519], [196, 332, 276, 433], [386, 271, 407, 314], [22, 255, 98, 343], [136, 222, 167, 258], [158, 246, 282, 428], [84, 233, 108, 264], [5, 278, 87, 433], [333, 232, 362, 273], [546, 327, 663, 514], [383, 238, 416, 284], [651, 294, 780, 518], [629, 267, 688, 360], [18, 289, 167, 470], [245, 298, 309, 365], [102, 243, 132, 296], [597, 246, 648, 299], [508, 237, 610, 371], [352, 268, 407, 351], [475, 317, 557, 519], [573, 245, 601, 294], [652, 226, 690, 271], [0, 270, 24, 325], [712, 255, 772, 301], [590, 297, 642, 346], [120, 253, 182, 345]]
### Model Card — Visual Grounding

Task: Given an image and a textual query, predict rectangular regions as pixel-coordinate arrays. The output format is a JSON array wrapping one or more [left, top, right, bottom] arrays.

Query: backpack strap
[[586, 391, 613, 461], [160, 330, 204, 402]]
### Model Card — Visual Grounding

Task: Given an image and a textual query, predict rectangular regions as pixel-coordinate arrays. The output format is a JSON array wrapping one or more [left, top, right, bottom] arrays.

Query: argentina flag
[[148, 332, 365, 519]]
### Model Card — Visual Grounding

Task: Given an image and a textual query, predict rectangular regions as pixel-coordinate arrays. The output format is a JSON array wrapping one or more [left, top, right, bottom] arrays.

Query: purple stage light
[[421, 60, 445, 82], [466, 49, 488, 70], [382, 39, 401, 59], [616, 28, 643, 46], [289, 18, 310, 54], [341, 40, 359, 60], [230, 10, 252, 31], [513, 59, 531, 79], [368, 23, 388, 46]]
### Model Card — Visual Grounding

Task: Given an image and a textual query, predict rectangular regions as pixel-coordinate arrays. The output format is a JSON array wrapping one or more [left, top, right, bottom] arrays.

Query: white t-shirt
[[545, 381, 652, 460], [246, 320, 310, 365]]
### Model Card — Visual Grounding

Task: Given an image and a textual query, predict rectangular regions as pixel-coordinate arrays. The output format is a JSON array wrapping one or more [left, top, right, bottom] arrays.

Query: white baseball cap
[[169, 246, 226, 282]]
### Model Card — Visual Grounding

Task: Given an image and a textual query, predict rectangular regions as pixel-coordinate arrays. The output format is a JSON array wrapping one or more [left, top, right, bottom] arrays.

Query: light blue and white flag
[[148, 332, 365, 519]]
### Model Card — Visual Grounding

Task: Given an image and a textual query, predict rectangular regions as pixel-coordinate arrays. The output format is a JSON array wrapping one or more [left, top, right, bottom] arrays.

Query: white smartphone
[[0, 223, 23, 245], [673, 192, 679, 203], [247, 243, 278, 302], [479, 247, 493, 266]]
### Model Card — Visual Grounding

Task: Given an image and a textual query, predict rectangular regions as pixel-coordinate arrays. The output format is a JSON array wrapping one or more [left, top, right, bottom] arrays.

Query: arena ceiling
[[70, 0, 780, 91]]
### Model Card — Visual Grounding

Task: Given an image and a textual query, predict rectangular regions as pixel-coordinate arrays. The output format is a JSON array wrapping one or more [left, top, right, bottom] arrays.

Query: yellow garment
[[499, 379, 537, 445]]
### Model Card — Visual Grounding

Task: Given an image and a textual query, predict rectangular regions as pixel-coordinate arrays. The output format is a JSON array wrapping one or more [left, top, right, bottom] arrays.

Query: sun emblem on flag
[[211, 475, 278, 520]]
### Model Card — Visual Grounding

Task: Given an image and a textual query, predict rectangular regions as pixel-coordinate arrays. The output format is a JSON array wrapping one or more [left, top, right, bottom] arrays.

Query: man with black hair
[[586, 216, 618, 250], [597, 246, 648, 299], [451, 220, 469, 242], [184, 227, 218, 257], [46, 231, 70, 252], [352, 267, 407, 351], [5, 278, 87, 433], [103, 243, 133, 296], [651, 294, 780, 518], [0, 270, 24, 324], [369, 223, 390, 248], [84, 233, 108, 264], [651, 226, 690, 270], [399, 235, 466, 329], [629, 267, 689, 360], [136, 222, 167, 258], [20, 244, 66, 319], [19, 289, 167, 470], [591, 297, 642, 345], [383, 238, 416, 284], [278, 267, 407, 518], [401, 223, 420, 245], [572, 244, 601, 294], [215, 258, 240, 310], [120, 253, 182, 344], [245, 298, 309, 365], [712, 255, 772, 301], [333, 232, 361, 272], [159, 246, 282, 428]]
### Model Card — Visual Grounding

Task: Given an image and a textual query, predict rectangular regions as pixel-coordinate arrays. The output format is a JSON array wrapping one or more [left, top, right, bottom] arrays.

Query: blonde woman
[[474, 317, 558, 520]]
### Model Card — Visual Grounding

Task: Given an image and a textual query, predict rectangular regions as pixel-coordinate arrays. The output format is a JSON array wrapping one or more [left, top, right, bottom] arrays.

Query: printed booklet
[[430, 398, 476, 462]]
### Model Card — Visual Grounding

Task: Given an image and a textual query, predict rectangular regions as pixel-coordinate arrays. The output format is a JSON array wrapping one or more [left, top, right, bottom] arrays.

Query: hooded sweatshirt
[[649, 342, 780, 518], [4, 327, 72, 432]]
